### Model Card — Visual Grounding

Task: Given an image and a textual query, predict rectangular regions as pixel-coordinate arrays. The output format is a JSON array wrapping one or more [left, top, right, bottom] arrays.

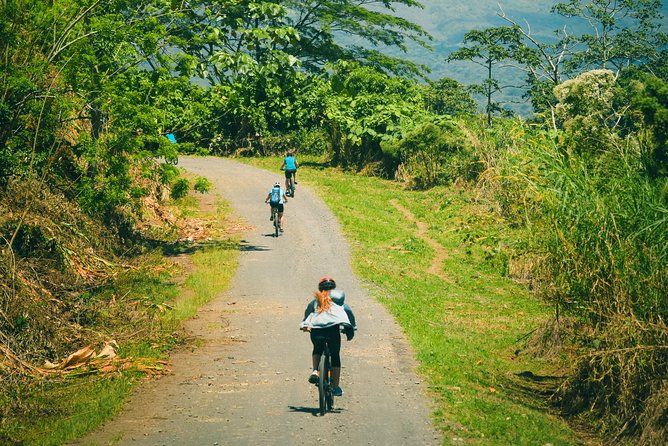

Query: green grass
[[169, 239, 239, 323], [246, 156, 580, 445], [1, 194, 239, 446], [2, 376, 134, 446]]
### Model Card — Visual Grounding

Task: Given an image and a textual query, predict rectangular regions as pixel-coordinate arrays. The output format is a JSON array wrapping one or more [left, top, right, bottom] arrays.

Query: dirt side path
[[73, 157, 441, 446]]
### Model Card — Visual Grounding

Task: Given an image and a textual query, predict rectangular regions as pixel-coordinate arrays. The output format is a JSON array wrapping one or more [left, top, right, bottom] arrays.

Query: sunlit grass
[[3, 376, 133, 446], [169, 239, 238, 323]]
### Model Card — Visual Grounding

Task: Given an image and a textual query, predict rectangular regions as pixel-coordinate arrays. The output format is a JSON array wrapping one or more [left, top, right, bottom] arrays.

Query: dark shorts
[[284, 169, 296, 179], [270, 203, 284, 213], [310, 325, 342, 367]]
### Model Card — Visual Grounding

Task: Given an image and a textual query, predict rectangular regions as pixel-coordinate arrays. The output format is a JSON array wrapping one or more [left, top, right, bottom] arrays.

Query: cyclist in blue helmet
[[265, 181, 288, 231]]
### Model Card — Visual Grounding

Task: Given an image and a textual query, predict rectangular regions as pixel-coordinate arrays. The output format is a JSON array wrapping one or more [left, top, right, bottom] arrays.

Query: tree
[[282, 0, 432, 78], [619, 72, 668, 177], [552, 0, 668, 73], [322, 61, 426, 169], [497, 1, 667, 125], [448, 26, 524, 127], [0, 0, 198, 222], [170, 1, 300, 85], [164, 0, 434, 146], [63, 0, 175, 140], [421, 78, 476, 116], [553, 69, 620, 155], [497, 7, 575, 126], [167, 1, 313, 146]]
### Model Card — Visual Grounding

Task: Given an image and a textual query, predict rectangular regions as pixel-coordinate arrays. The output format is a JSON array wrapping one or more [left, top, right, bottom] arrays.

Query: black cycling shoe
[[308, 370, 319, 384]]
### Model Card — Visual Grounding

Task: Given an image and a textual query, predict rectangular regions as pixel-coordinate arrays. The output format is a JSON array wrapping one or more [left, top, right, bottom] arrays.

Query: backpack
[[269, 186, 281, 204]]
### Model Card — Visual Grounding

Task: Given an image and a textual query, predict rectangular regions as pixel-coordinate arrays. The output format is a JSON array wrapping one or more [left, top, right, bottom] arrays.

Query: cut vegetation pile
[[0, 167, 233, 445], [1, 176, 123, 377]]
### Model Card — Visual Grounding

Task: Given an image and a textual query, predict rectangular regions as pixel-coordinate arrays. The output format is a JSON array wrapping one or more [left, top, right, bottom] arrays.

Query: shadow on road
[[261, 232, 283, 238], [160, 239, 238, 256], [146, 238, 272, 256], [238, 240, 271, 251], [288, 406, 344, 417]]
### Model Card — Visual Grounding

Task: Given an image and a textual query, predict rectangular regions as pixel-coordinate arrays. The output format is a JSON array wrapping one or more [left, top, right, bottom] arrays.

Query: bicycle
[[286, 174, 296, 198], [270, 205, 280, 237], [313, 335, 334, 415]]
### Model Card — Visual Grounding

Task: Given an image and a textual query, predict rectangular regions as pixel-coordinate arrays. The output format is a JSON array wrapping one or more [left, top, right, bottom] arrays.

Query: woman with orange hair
[[300, 277, 356, 397]]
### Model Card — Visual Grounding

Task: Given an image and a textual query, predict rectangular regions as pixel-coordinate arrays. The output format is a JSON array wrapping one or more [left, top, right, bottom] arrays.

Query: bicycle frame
[[271, 205, 280, 237], [286, 174, 295, 197], [314, 336, 334, 415]]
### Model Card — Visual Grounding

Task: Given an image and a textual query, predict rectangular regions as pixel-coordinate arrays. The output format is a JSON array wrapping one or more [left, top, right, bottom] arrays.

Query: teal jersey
[[284, 156, 297, 171]]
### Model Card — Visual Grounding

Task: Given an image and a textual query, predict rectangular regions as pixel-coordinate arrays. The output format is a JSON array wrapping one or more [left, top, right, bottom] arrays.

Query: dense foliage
[[2, 0, 667, 444]]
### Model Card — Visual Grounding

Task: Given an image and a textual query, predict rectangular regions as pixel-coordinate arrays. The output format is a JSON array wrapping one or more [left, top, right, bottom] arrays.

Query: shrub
[[158, 164, 179, 185], [170, 178, 190, 200], [193, 177, 212, 194], [384, 118, 473, 189]]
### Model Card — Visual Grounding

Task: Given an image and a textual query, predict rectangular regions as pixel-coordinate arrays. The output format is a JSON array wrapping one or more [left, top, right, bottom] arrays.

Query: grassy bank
[[248, 156, 582, 445], [0, 194, 239, 446]]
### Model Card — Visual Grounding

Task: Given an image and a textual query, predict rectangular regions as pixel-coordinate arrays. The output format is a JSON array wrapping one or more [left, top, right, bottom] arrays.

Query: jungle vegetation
[[1, 0, 667, 444]]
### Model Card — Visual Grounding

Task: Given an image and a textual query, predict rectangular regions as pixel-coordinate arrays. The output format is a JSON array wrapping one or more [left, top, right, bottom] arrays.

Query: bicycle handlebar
[[299, 324, 348, 333]]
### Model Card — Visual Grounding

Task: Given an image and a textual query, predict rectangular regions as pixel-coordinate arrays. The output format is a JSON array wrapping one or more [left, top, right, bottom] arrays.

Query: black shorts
[[284, 169, 296, 179], [310, 325, 342, 367], [270, 203, 284, 213]]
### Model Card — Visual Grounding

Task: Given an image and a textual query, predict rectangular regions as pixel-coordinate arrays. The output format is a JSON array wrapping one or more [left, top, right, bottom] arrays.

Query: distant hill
[[396, 1, 565, 76], [387, 0, 668, 116]]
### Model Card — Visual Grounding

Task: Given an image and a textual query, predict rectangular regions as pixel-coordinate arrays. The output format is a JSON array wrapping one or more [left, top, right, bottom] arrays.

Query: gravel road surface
[[73, 157, 441, 446]]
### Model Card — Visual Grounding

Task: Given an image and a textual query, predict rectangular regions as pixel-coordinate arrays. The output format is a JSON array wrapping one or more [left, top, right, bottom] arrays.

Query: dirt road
[[74, 157, 441, 446]]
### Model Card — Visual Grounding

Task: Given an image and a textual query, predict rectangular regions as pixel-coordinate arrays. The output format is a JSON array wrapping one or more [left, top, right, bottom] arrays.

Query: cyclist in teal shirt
[[281, 151, 299, 191]]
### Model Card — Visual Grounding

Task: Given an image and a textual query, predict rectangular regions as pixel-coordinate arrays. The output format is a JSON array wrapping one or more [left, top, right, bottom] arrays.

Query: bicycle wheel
[[273, 210, 279, 237], [325, 356, 334, 411], [318, 352, 328, 415], [289, 179, 295, 198]]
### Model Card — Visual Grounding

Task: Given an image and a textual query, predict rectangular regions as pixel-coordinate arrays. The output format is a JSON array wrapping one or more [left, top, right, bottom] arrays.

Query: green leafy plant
[[383, 119, 473, 189], [170, 178, 190, 200], [194, 177, 212, 194]]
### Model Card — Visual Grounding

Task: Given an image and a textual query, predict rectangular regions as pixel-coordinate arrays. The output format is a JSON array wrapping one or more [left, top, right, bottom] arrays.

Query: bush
[[193, 177, 212, 194], [385, 118, 474, 189], [287, 128, 330, 155], [158, 164, 179, 185], [170, 178, 190, 199]]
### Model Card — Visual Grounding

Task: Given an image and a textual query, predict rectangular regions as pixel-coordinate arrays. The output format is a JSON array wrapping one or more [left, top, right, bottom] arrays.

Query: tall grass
[[524, 139, 668, 442], [463, 109, 668, 442]]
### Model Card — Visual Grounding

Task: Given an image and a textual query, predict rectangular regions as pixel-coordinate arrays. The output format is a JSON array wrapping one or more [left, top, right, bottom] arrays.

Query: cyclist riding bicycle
[[265, 181, 287, 231], [281, 151, 299, 192], [300, 277, 356, 397]]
